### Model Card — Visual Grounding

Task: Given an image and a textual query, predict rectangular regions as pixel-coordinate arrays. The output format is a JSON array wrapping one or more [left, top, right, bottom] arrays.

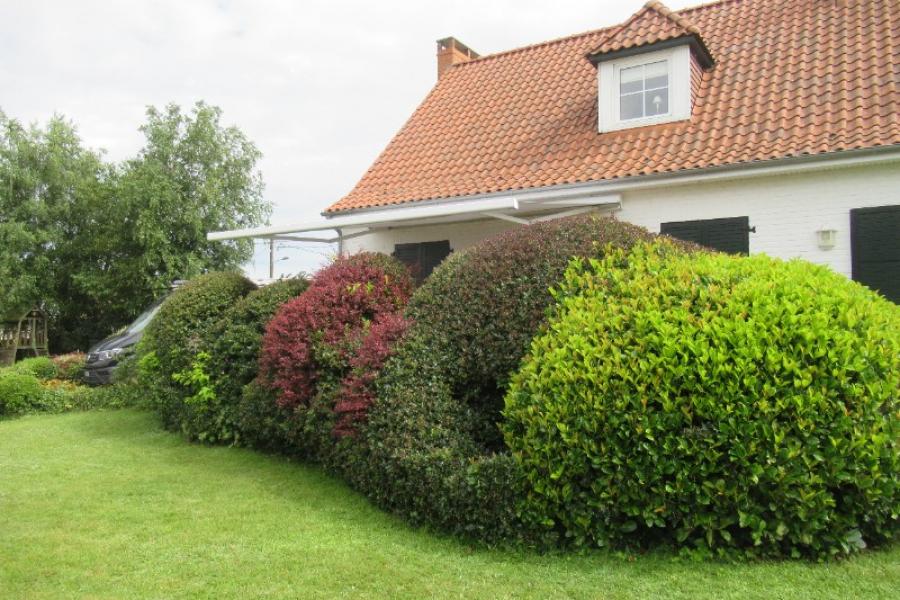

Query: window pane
[[645, 87, 669, 116], [620, 65, 643, 94], [645, 60, 668, 90], [620, 92, 643, 120], [644, 60, 666, 77], [645, 74, 668, 91]]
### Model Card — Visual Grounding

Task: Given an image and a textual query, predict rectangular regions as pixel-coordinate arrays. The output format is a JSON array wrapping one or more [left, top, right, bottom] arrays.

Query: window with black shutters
[[660, 216, 752, 255], [392, 240, 452, 283], [851, 205, 899, 304]]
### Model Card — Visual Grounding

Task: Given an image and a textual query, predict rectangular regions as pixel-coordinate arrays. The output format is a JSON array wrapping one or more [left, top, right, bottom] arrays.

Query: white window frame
[[598, 44, 691, 133]]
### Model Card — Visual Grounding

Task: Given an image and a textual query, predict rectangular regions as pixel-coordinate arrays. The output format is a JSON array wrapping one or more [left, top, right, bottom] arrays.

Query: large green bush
[[503, 242, 900, 558], [11, 356, 58, 380], [350, 216, 661, 542], [179, 278, 309, 444], [138, 272, 256, 430], [0, 371, 46, 415]]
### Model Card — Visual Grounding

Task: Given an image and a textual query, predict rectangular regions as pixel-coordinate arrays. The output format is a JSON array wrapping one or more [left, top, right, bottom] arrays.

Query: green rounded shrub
[[503, 242, 900, 558], [138, 272, 256, 430], [12, 356, 58, 380], [0, 371, 46, 415], [180, 278, 309, 444], [352, 216, 662, 542], [405, 215, 657, 434]]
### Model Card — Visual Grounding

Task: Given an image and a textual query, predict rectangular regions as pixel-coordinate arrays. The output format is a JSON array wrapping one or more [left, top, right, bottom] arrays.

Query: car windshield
[[126, 297, 166, 334]]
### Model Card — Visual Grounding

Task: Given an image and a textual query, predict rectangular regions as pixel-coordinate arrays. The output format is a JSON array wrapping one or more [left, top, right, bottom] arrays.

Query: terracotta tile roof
[[588, 0, 707, 57], [327, 0, 900, 214]]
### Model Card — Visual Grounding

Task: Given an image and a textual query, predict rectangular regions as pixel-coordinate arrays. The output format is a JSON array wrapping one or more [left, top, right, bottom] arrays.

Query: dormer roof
[[588, 1, 713, 67]]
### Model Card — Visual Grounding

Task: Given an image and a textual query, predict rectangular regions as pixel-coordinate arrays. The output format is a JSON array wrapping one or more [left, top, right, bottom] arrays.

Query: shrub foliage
[[11, 356, 58, 380], [0, 363, 138, 418], [188, 277, 310, 444], [0, 371, 46, 415], [138, 271, 256, 429], [503, 242, 900, 558], [332, 312, 410, 437], [259, 253, 413, 415], [51, 353, 87, 382], [405, 215, 656, 426], [352, 216, 659, 542]]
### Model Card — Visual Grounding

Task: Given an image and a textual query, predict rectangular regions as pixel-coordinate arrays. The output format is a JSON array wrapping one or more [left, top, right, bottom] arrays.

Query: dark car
[[83, 296, 167, 385]]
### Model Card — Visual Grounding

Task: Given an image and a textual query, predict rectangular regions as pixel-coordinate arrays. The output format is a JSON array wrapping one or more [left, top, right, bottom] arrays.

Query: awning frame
[[207, 193, 623, 245]]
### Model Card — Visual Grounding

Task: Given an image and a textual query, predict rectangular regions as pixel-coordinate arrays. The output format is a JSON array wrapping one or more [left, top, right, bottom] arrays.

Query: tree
[[0, 102, 270, 351], [0, 110, 110, 326]]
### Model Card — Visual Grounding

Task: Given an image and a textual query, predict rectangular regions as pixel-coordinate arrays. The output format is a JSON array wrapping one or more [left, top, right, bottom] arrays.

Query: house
[[209, 0, 900, 302]]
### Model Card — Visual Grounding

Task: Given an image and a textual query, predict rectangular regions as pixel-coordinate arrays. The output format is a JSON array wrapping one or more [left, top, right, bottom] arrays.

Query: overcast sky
[[1, 0, 695, 278]]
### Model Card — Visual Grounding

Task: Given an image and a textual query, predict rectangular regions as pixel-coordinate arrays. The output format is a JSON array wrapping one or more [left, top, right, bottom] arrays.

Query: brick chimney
[[436, 37, 479, 79]]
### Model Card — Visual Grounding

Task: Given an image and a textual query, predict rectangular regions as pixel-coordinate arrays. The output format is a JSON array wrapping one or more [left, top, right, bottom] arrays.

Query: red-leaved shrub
[[333, 312, 411, 436], [259, 252, 413, 411]]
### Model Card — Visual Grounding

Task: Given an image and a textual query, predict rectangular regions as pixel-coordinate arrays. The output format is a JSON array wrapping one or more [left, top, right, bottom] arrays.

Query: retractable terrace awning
[[206, 191, 623, 246]]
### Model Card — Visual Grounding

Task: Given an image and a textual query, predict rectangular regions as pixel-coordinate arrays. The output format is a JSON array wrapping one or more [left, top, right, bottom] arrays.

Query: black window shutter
[[392, 240, 452, 284], [661, 216, 750, 255], [851, 205, 900, 303], [419, 241, 452, 280], [659, 221, 704, 247]]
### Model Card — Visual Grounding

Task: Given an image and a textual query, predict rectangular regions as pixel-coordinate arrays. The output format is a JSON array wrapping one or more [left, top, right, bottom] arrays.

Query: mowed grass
[[1, 410, 897, 599]]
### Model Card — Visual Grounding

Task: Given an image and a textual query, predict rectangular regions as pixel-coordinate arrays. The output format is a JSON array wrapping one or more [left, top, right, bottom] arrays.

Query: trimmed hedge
[[350, 216, 661, 543], [341, 327, 526, 542], [503, 242, 900, 558], [175, 278, 310, 444], [235, 380, 296, 454], [333, 312, 410, 437], [259, 253, 413, 421], [138, 272, 256, 430], [404, 215, 656, 433]]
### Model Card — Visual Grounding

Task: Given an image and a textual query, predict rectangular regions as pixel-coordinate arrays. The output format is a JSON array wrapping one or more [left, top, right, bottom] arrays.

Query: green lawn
[[1, 410, 897, 599]]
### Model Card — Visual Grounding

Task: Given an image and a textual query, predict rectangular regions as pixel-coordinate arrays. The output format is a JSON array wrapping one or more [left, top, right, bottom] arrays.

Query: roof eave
[[586, 34, 714, 69], [324, 145, 900, 218]]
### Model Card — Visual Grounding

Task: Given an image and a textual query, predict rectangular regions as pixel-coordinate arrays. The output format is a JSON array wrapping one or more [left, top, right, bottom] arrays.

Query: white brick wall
[[619, 162, 900, 277], [345, 161, 900, 278]]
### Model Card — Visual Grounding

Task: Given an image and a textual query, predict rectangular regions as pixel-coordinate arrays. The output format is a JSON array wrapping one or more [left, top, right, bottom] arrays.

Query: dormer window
[[619, 60, 669, 120], [587, 1, 714, 133], [596, 45, 691, 132]]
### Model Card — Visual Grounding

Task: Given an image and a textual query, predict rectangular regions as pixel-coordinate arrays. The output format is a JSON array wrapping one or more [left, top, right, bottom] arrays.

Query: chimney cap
[[436, 37, 480, 60]]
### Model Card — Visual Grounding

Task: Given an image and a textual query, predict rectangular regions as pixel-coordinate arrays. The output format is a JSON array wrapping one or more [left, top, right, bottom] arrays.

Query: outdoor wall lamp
[[816, 227, 837, 250]]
